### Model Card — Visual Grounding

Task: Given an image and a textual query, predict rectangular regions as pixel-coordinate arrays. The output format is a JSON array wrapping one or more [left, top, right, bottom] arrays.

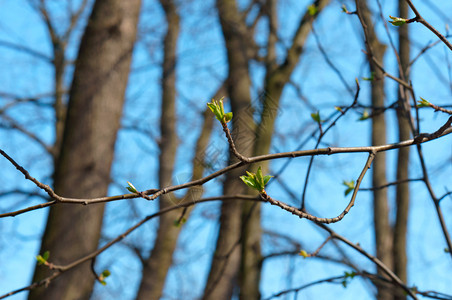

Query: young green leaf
[[36, 251, 50, 265], [341, 4, 348, 13], [101, 270, 111, 278], [362, 72, 375, 81], [99, 269, 111, 286], [307, 4, 318, 16], [299, 250, 309, 258], [245, 170, 256, 181], [311, 111, 321, 123], [358, 110, 369, 121], [343, 180, 355, 196], [224, 112, 233, 123], [417, 97, 431, 107], [36, 256, 44, 265], [256, 167, 264, 185], [240, 167, 273, 192], [126, 181, 138, 193], [207, 100, 222, 122], [344, 271, 356, 278], [263, 175, 272, 186], [240, 175, 258, 190], [173, 218, 187, 227], [342, 280, 348, 288], [389, 15, 408, 26], [207, 97, 233, 124]]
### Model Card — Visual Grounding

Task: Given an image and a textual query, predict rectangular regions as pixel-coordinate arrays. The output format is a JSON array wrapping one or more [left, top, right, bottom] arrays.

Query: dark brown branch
[[317, 223, 418, 299], [0, 195, 260, 299], [0, 124, 451, 217], [405, 0, 452, 51], [261, 151, 375, 224]]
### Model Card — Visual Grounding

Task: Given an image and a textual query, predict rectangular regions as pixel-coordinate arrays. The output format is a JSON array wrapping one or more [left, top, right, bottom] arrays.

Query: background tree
[[0, 0, 451, 299], [393, 1, 411, 299], [28, 1, 141, 299], [357, 2, 393, 298]]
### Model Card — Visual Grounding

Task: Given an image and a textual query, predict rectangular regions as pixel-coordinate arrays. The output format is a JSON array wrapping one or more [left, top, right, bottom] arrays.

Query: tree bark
[[393, 1, 411, 299], [357, 1, 393, 299], [203, 1, 255, 298], [240, 1, 330, 298], [28, 1, 141, 299], [135, 2, 180, 299]]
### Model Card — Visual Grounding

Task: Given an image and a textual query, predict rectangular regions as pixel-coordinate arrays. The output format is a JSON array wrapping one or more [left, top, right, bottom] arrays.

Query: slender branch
[[370, 55, 412, 89], [221, 122, 250, 162], [301, 79, 360, 209], [1, 122, 451, 217], [0, 195, 261, 299], [0, 40, 52, 62], [0, 201, 56, 218], [425, 102, 452, 115], [261, 151, 376, 224], [0, 114, 53, 155], [405, 0, 452, 51], [263, 274, 357, 300], [359, 178, 423, 191], [317, 223, 418, 299], [310, 236, 333, 257]]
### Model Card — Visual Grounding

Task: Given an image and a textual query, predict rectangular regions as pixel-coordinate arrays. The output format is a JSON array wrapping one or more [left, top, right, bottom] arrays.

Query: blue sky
[[0, 0, 451, 299]]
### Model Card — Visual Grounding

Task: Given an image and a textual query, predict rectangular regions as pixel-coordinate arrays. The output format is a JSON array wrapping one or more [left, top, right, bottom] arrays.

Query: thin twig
[[405, 0, 452, 51], [262, 151, 376, 224], [221, 122, 250, 162]]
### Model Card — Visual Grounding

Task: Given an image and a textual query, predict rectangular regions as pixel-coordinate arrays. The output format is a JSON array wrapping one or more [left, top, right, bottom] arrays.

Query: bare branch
[[405, 0, 452, 51]]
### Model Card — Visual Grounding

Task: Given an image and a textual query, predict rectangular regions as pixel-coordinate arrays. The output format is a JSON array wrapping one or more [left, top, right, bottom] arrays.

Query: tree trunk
[[393, 1, 411, 299], [205, 1, 331, 298], [135, 1, 182, 298], [28, 1, 141, 299], [240, 1, 330, 298], [203, 1, 255, 298], [357, 1, 393, 299]]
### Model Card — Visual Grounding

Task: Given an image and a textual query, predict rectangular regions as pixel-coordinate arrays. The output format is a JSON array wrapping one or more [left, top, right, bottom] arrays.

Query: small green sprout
[[126, 181, 138, 194], [36, 251, 50, 265], [299, 250, 310, 258], [240, 166, 273, 193], [344, 271, 356, 278], [341, 4, 349, 13], [343, 180, 355, 196], [342, 271, 357, 288], [389, 15, 408, 26], [358, 110, 369, 121], [174, 217, 187, 227], [99, 269, 111, 286], [307, 4, 318, 16], [417, 97, 431, 107], [310, 111, 324, 124], [207, 97, 233, 124], [362, 71, 375, 81]]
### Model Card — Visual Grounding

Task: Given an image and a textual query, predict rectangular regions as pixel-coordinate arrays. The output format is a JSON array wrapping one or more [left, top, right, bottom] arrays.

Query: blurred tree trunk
[[34, 0, 91, 166], [203, 1, 255, 299], [357, 1, 393, 299], [240, 1, 330, 299], [205, 1, 330, 299], [28, 1, 141, 299], [135, 1, 181, 299], [393, 1, 411, 299], [136, 3, 227, 298]]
